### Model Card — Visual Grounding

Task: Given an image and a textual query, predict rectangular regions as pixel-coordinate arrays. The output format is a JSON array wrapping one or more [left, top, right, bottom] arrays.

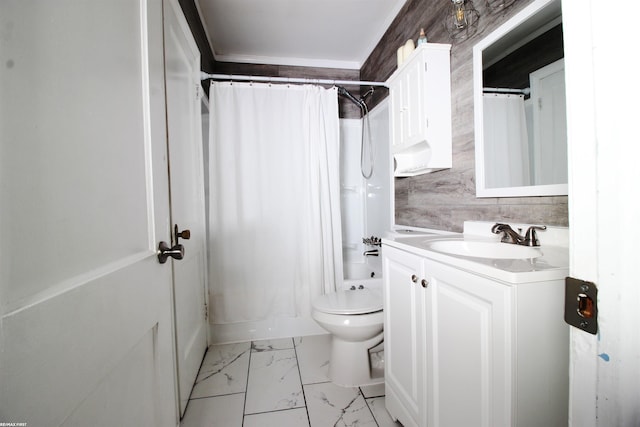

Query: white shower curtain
[[483, 93, 531, 188], [208, 82, 343, 324]]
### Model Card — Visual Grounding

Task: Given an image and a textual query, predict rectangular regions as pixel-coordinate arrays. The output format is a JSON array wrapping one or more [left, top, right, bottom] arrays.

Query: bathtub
[[210, 259, 384, 344], [341, 259, 383, 291], [343, 256, 382, 280]]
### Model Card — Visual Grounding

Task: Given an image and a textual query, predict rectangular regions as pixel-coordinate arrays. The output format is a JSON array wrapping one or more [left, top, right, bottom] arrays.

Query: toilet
[[311, 286, 384, 387]]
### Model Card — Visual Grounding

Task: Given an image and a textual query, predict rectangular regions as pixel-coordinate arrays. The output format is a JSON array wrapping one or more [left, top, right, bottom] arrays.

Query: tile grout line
[[361, 387, 382, 427], [292, 337, 313, 427], [181, 347, 210, 420], [241, 341, 254, 427], [303, 380, 332, 386], [189, 391, 246, 401]]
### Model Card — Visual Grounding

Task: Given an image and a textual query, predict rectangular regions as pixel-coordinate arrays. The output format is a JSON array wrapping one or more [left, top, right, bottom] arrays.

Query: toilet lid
[[313, 288, 382, 315]]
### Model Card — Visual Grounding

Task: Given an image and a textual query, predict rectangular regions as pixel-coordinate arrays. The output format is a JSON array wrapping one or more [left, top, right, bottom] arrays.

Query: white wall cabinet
[[383, 243, 569, 427], [387, 44, 452, 177]]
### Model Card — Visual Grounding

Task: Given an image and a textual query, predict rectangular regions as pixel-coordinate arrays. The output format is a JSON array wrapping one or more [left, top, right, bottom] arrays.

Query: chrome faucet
[[491, 223, 547, 247], [363, 249, 379, 257]]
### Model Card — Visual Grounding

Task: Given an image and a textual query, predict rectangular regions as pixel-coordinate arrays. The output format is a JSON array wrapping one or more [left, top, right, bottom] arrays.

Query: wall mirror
[[473, 0, 567, 197]]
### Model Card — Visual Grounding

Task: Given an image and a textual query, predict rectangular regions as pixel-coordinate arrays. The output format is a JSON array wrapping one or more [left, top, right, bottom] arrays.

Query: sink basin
[[427, 240, 543, 259]]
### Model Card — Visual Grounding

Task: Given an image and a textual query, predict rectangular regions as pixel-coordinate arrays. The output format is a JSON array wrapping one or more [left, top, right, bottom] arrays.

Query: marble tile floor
[[180, 334, 402, 427]]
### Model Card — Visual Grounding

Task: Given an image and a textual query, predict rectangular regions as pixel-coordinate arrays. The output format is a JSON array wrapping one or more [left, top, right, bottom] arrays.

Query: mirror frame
[[473, 0, 568, 198]]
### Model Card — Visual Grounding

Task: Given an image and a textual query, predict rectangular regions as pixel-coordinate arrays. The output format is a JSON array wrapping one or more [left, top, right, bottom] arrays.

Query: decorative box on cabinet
[[382, 242, 569, 427], [387, 43, 452, 177]]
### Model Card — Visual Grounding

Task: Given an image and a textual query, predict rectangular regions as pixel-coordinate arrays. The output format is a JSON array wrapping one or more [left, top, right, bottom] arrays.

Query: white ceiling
[[196, 0, 408, 70]]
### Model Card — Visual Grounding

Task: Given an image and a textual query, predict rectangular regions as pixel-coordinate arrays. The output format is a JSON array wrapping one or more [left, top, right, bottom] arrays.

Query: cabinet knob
[[421, 279, 429, 288], [411, 274, 418, 283]]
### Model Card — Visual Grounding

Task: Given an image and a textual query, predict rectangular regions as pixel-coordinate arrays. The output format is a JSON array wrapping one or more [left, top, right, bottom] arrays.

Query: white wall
[[339, 119, 366, 265], [364, 101, 391, 240]]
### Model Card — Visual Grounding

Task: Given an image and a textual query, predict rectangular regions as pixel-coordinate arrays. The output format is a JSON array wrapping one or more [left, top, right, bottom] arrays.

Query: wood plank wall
[[178, 0, 215, 73], [180, 0, 569, 233], [212, 62, 363, 119], [361, 0, 568, 232]]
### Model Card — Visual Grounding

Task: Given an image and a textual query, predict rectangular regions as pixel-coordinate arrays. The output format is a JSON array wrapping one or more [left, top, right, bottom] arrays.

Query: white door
[[529, 58, 567, 186], [0, 1, 177, 426], [564, 2, 640, 426], [163, 0, 209, 416]]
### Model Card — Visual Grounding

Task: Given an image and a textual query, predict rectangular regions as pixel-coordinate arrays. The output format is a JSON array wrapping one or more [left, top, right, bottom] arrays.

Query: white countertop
[[383, 221, 569, 284]]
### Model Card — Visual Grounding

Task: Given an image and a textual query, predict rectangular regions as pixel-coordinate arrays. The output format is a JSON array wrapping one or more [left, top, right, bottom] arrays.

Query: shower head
[[361, 87, 375, 103]]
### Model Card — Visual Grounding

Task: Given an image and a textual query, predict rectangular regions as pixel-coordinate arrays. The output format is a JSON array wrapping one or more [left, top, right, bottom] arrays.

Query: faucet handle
[[523, 225, 547, 246], [491, 223, 520, 244], [491, 223, 510, 234]]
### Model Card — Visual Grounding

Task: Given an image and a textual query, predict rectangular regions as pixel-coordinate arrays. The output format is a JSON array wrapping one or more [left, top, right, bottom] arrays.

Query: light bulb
[[452, 0, 467, 29]]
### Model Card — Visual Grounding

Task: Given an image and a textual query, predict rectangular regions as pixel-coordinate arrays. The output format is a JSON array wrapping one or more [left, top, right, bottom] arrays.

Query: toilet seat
[[313, 288, 382, 315]]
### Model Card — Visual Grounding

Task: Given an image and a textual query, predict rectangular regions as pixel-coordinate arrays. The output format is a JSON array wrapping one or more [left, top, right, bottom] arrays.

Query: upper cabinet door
[[389, 73, 405, 151], [404, 56, 426, 144]]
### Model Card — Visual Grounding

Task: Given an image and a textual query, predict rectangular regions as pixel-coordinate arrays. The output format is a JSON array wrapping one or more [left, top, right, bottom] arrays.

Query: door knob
[[157, 241, 184, 264]]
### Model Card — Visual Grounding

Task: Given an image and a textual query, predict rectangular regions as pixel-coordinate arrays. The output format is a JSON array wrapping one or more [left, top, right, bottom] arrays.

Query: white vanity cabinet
[[383, 243, 569, 427], [387, 43, 452, 176]]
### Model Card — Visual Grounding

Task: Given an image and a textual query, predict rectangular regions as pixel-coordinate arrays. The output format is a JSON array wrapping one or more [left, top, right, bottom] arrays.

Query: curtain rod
[[483, 87, 531, 95], [200, 72, 388, 88]]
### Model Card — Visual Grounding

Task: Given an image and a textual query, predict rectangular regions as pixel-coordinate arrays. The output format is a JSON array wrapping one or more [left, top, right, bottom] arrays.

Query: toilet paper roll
[[394, 152, 417, 174], [394, 142, 432, 175]]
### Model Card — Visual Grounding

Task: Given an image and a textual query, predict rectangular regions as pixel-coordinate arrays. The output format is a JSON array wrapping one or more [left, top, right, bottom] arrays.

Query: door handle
[[157, 241, 185, 264]]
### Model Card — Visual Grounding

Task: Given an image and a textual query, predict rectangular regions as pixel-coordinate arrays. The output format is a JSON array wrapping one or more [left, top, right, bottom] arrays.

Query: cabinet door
[[389, 77, 405, 150], [389, 51, 427, 150], [423, 259, 511, 427], [383, 247, 426, 427], [404, 56, 426, 145], [422, 50, 452, 167]]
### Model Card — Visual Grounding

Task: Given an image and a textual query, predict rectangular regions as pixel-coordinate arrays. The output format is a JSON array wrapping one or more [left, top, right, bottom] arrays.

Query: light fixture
[[444, 0, 480, 41], [452, 0, 468, 28]]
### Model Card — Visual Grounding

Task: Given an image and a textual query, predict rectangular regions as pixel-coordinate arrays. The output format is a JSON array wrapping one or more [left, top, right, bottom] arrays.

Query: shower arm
[[337, 86, 375, 110]]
